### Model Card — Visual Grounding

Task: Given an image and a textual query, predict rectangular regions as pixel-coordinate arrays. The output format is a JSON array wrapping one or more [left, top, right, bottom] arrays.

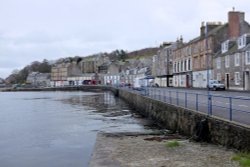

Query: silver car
[[208, 80, 225, 90]]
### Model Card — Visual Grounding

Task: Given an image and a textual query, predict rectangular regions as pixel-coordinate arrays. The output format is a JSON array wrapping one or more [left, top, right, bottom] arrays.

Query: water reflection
[[0, 91, 153, 167], [62, 92, 131, 116]]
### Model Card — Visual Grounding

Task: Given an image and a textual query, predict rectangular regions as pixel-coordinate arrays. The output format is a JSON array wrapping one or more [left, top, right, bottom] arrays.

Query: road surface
[[125, 87, 250, 126]]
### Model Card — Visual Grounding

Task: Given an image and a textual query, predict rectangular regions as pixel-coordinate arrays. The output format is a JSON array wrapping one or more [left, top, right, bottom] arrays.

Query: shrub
[[165, 140, 180, 148]]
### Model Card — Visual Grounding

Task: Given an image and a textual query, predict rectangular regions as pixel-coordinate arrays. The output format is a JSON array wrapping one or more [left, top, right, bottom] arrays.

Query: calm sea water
[[0, 91, 153, 167]]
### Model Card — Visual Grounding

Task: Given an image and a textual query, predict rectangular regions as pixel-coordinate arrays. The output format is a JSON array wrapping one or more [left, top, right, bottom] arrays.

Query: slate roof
[[188, 24, 227, 44], [214, 41, 238, 58]]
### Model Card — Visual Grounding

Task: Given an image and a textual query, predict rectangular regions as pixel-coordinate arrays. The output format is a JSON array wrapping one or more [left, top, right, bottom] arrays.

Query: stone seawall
[[0, 85, 116, 92], [117, 88, 250, 151], [44, 85, 113, 92]]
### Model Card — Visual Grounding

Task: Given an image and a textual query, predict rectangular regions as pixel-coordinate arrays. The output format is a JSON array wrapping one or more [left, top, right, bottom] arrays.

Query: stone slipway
[[89, 133, 239, 167]]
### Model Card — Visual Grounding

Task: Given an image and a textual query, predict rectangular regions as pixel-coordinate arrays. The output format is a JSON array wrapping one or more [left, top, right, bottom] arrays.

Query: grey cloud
[[0, 0, 250, 78]]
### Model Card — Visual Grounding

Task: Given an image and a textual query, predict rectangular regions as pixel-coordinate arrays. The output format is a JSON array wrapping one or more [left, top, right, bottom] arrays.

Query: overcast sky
[[0, 0, 249, 78]]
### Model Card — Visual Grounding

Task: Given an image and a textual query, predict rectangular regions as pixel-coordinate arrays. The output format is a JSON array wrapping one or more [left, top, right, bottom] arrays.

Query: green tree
[[38, 59, 51, 73]]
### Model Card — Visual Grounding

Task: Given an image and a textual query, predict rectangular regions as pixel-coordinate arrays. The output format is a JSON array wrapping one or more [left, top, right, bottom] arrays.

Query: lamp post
[[205, 22, 212, 115]]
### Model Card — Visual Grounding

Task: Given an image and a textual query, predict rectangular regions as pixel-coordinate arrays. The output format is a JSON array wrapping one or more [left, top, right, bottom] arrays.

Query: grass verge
[[231, 152, 250, 167], [165, 140, 180, 148]]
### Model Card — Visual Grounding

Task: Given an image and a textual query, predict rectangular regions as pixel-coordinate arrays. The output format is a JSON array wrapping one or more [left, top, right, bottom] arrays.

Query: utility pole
[[205, 22, 212, 115]]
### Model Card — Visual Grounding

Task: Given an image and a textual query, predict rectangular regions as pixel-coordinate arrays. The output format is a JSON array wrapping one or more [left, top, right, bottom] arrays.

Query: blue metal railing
[[117, 86, 250, 125]]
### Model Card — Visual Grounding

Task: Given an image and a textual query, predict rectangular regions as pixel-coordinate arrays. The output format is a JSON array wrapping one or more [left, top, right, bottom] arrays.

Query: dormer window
[[238, 34, 247, 49], [221, 40, 229, 53], [246, 51, 250, 65]]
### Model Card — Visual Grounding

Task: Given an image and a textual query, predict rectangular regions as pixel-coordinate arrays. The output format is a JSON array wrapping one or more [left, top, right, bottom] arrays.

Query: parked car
[[208, 80, 225, 90]]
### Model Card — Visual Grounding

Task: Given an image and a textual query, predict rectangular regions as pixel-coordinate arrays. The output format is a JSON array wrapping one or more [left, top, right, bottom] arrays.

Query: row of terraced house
[[153, 10, 250, 90], [49, 10, 250, 91], [50, 53, 153, 87]]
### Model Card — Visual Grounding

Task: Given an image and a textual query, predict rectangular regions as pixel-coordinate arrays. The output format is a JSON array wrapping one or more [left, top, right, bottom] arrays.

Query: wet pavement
[[0, 91, 156, 167]]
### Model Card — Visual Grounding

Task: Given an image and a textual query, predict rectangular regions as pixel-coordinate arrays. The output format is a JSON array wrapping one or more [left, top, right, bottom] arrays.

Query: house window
[[216, 57, 221, 69], [246, 51, 250, 65], [188, 58, 191, 71], [238, 38, 241, 47], [175, 62, 178, 73], [182, 60, 186, 71], [184, 60, 187, 71], [217, 73, 221, 81], [221, 40, 229, 53], [235, 72, 240, 85], [176, 62, 178, 72], [188, 47, 192, 55], [181, 61, 183, 72], [225, 55, 230, 68], [179, 61, 182, 72], [238, 34, 246, 49], [178, 62, 181, 72], [234, 53, 240, 66]]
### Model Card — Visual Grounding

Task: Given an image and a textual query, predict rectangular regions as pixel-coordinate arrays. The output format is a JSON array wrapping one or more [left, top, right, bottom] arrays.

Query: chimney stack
[[228, 10, 245, 39], [200, 22, 205, 37], [180, 35, 183, 43], [200, 22, 222, 37]]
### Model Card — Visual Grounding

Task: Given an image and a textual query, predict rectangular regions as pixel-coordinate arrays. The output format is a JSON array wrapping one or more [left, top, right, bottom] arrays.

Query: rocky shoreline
[[89, 132, 239, 167]]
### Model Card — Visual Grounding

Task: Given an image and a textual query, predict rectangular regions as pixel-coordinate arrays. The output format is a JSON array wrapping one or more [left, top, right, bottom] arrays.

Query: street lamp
[[205, 22, 212, 116]]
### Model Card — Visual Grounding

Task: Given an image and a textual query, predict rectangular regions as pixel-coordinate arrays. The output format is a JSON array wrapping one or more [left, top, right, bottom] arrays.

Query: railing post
[[159, 89, 161, 100], [169, 91, 172, 104], [210, 95, 213, 115], [155, 88, 157, 99], [207, 94, 212, 115], [153, 88, 155, 97], [196, 94, 199, 111], [164, 89, 166, 102], [158, 89, 159, 100], [154, 88, 156, 99], [176, 91, 179, 106], [229, 97, 232, 121], [185, 92, 187, 108], [157, 89, 159, 100]]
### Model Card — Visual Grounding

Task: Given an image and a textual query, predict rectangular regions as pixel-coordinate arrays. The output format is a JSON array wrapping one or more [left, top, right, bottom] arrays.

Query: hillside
[[4, 47, 159, 84], [127, 47, 159, 59]]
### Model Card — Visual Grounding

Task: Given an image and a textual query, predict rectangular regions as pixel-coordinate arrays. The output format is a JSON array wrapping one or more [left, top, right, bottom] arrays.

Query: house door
[[225, 74, 230, 89], [186, 75, 189, 87], [168, 77, 173, 87], [244, 71, 250, 90], [197, 74, 203, 88]]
